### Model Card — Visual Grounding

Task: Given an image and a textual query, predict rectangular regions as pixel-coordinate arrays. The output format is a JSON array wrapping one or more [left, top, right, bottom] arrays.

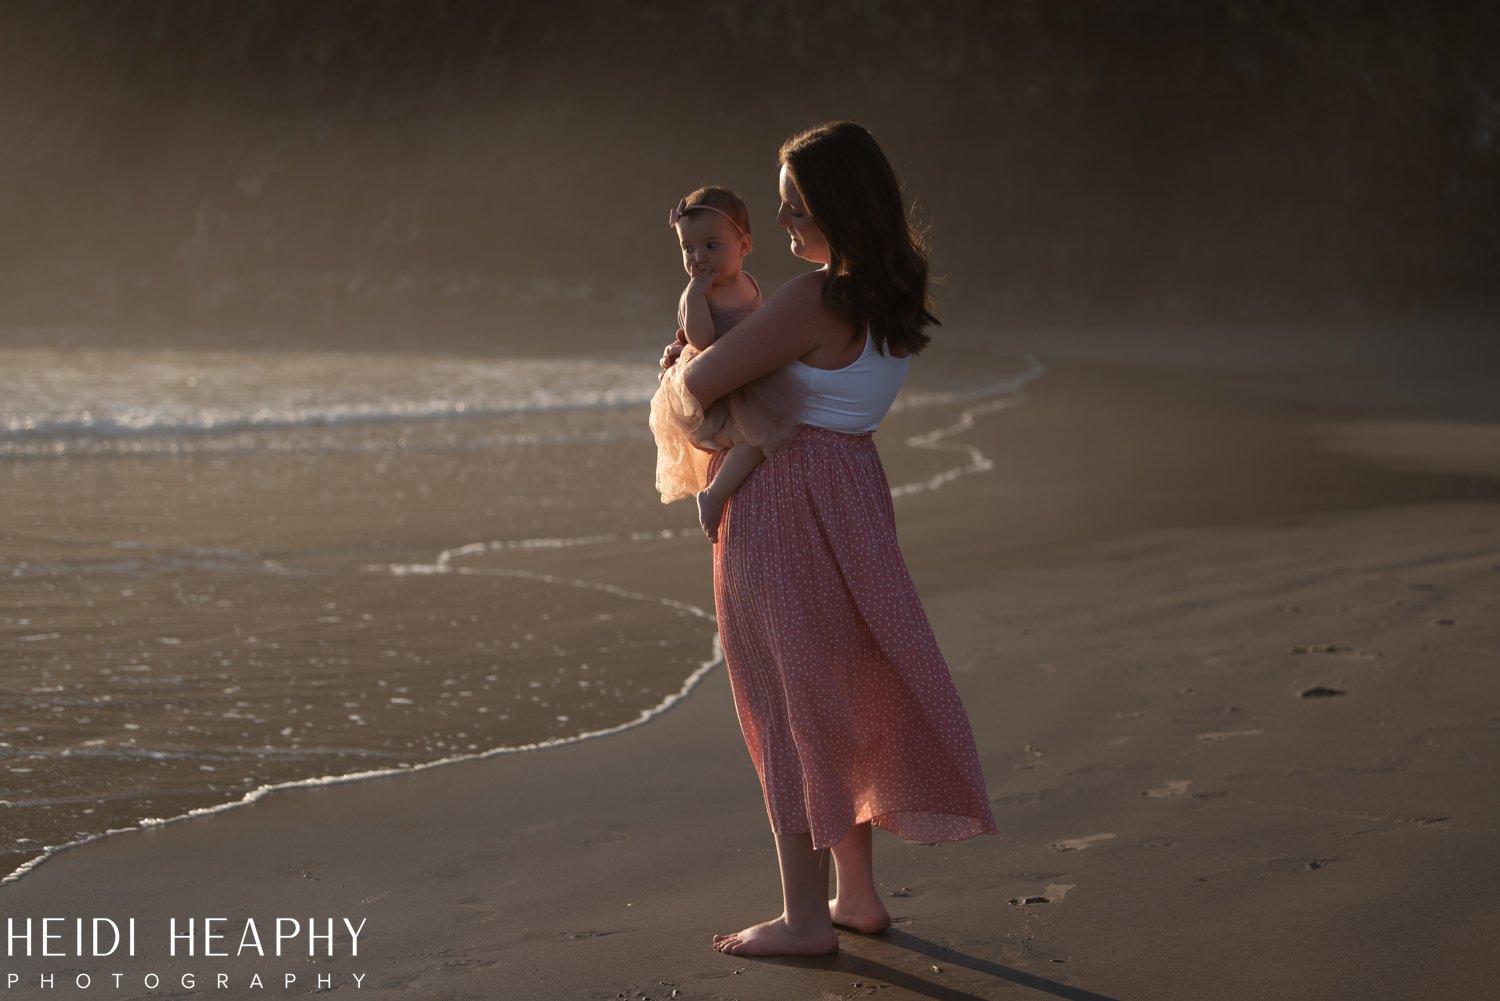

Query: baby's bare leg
[[697, 442, 764, 542]]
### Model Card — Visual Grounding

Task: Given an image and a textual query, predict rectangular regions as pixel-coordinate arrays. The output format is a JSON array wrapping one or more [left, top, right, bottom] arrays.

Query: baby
[[648, 186, 805, 541]]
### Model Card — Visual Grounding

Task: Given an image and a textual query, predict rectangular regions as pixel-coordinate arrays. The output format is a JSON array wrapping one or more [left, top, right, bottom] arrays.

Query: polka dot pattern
[[712, 424, 999, 850]]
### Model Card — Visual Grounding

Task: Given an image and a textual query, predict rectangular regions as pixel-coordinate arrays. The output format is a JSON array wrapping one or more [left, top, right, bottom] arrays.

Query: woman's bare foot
[[696, 487, 727, 543], [828, 896, 891, 934], [712, 916, 839, 957]]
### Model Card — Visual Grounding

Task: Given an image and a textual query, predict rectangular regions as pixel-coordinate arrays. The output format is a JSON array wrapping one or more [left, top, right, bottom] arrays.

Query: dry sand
[[3, 319, 1498, 1000]]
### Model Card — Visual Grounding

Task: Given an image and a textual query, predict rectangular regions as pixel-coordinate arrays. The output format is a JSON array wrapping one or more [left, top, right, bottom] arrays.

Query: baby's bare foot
[[828, 897, 891, 934], [696, 488, 727, 543], [712, 916, 838, 957]]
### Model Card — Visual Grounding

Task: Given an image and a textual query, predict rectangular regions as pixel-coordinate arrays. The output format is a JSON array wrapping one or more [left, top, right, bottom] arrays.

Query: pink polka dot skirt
[[712, 425, 998, 850]]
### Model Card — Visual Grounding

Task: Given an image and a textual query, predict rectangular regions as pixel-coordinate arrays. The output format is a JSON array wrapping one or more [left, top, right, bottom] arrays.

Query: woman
[[662, 121, 997, 957]]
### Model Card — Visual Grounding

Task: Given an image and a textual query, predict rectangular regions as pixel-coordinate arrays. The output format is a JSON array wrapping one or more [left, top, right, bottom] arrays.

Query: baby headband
[[668, 197, 747, 237]]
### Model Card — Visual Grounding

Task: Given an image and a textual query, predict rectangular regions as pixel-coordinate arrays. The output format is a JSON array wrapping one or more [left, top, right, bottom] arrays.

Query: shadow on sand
[[751, 928, 1124, 1001]]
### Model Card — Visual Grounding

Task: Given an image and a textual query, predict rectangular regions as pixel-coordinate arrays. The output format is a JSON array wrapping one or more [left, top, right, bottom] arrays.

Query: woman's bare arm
[[682, 271, 847, 409]]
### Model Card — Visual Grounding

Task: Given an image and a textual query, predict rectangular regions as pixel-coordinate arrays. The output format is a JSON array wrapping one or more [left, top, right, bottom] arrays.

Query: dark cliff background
[[1, 0, 1495, 350]]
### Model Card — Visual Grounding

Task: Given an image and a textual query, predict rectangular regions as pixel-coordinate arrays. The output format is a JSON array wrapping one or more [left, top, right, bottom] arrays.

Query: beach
[[3, 4, 1497, 997], [3, 316, 1496, 1000]]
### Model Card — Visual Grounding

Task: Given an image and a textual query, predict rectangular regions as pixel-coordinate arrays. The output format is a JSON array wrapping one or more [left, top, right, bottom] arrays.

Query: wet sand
[[2, 319, 1497, 1000]]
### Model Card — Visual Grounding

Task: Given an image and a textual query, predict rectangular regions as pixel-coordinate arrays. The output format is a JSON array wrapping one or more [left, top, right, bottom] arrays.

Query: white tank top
[[787, 332, 910, 433]]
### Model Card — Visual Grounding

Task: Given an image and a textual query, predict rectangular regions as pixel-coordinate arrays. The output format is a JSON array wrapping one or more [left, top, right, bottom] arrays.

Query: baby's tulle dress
[[649, 275, 807, 503]]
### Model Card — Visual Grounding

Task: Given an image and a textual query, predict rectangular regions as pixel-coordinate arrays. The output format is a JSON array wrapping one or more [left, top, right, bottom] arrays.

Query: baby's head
[[669, 186, 753, 283]]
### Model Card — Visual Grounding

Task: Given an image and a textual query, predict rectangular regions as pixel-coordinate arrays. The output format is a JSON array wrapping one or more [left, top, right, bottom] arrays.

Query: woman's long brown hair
[[778, 122, 937, 356]]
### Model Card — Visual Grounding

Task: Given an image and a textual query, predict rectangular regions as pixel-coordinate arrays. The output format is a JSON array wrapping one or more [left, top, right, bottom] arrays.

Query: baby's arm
[[680, 272, 719, 350]]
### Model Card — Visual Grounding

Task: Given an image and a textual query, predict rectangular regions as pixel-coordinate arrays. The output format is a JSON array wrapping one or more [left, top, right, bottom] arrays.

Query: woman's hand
[[659, 328, 687, 377]]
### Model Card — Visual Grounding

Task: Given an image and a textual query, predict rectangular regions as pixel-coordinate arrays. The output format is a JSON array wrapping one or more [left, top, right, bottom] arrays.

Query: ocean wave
[[0, 347, 660, 451], [1, 347, 1044, 460], [1, 391, 656, 440]]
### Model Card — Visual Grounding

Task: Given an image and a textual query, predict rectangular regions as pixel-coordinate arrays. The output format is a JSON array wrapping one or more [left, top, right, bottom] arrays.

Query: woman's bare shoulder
[[765, 269, 827, 307], [760, 271, 844, 333]]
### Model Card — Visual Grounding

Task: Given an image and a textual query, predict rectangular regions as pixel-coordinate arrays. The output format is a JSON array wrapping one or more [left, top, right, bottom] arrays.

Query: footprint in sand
[[454, 897, 499, 926], [1300, 686, 1346, 698], [1144, 779, 1192, 798], [993, 789, 1057, 806], [435, 957, 497, 970], [1009, 883, 1075, 906], [1050, 833, 1115, 853], [521, 929, 621, 943], [1292, 643, 1381, 660], [585, 825, 631, 846], [558, 930, 620, 940]]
